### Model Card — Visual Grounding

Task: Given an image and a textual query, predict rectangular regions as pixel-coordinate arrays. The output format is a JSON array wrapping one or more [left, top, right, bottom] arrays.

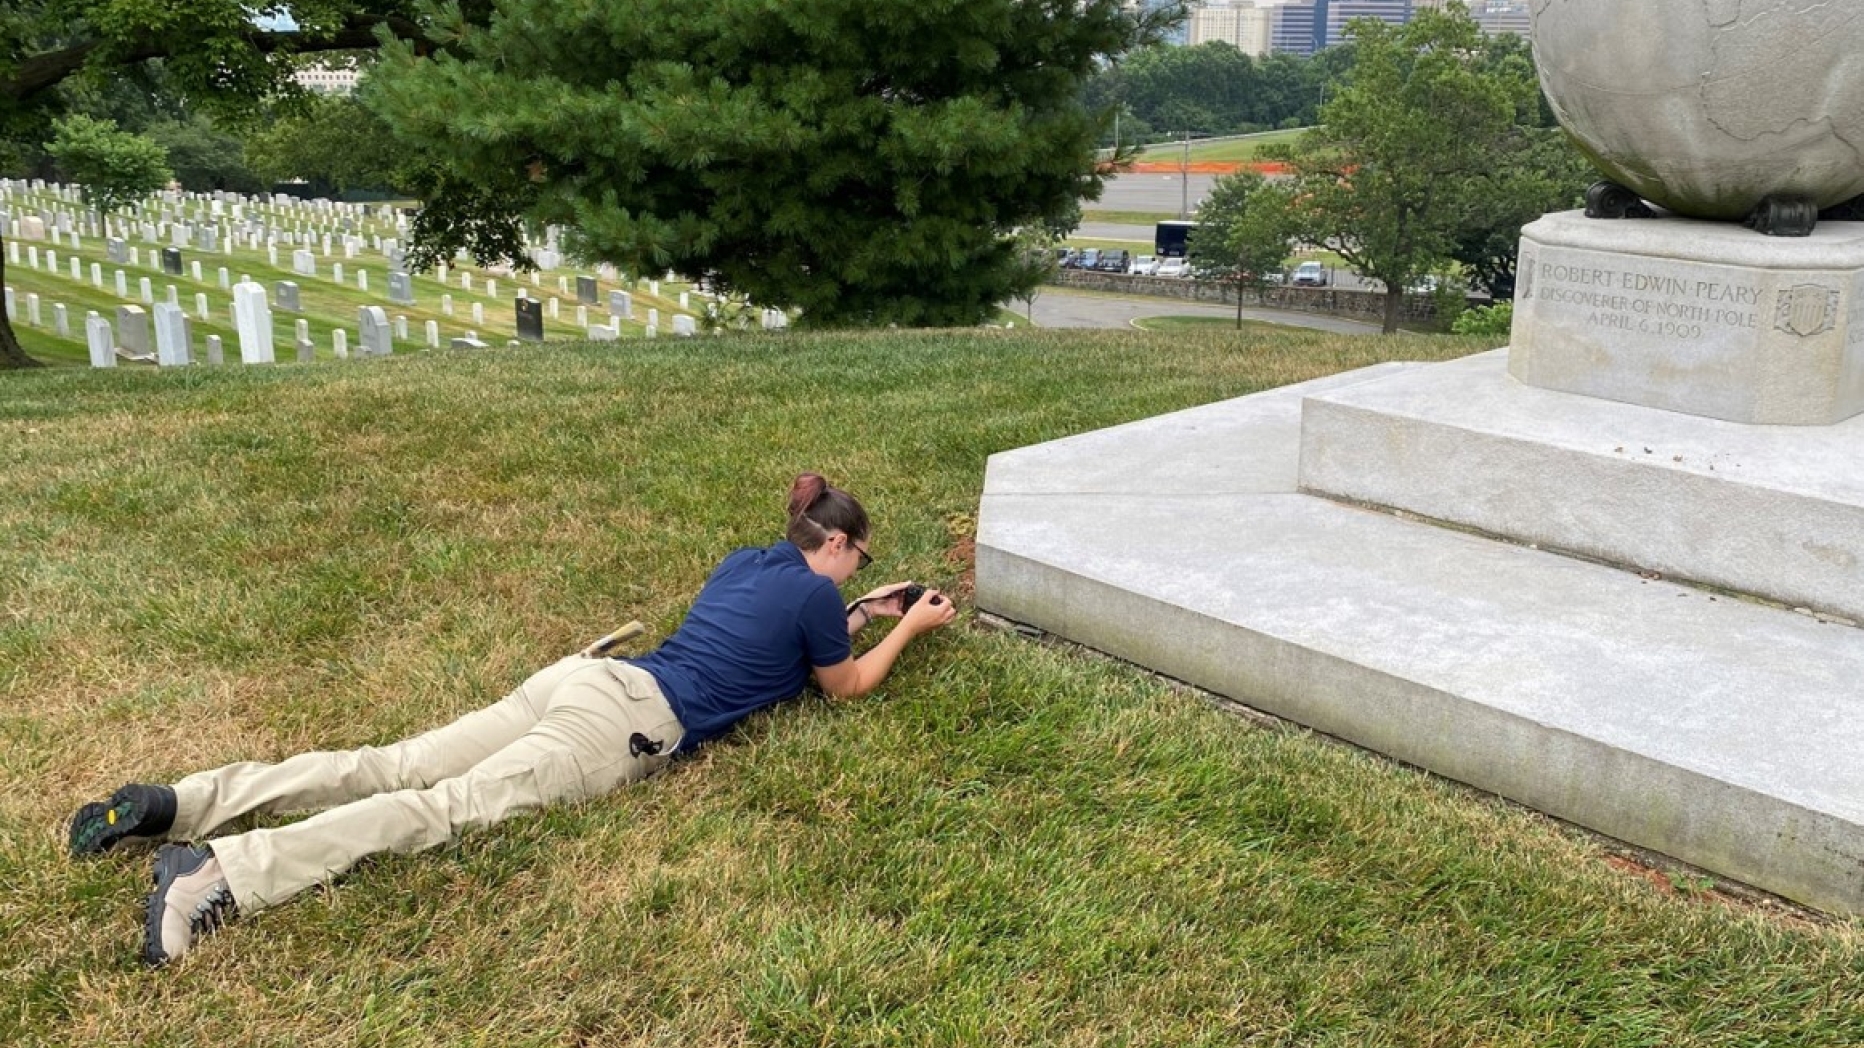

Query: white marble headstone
[[232, 281, 275, 364]]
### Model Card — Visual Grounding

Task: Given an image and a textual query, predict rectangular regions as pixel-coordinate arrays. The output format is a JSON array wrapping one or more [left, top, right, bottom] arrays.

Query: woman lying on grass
[[68, 472, 957, 967]]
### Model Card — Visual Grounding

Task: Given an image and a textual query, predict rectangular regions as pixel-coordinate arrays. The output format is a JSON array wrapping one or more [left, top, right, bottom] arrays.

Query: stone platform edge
[[976, 534, 1864, 914]]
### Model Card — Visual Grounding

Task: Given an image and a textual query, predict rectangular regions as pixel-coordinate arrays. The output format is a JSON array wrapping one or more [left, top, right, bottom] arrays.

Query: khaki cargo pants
[[167, 657, 683, 913]]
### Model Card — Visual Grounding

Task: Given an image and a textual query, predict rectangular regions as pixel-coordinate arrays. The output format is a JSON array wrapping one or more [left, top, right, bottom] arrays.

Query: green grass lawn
[[1136, 128, 1312, 165], [3, 328, 1860, 1046], [1080, 210, 1179, 226]]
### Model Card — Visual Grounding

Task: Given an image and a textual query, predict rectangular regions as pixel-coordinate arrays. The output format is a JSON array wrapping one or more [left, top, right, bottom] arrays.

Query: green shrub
[[1452, 300, 1514, 337]]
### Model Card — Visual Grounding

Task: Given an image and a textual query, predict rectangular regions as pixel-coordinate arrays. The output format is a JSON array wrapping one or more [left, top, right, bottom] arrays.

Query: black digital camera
[[898, 584, 943, 612]]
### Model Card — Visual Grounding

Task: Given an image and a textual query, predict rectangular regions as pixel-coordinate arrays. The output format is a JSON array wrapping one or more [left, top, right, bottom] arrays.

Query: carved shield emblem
[[1774, 284, 1839, 337]]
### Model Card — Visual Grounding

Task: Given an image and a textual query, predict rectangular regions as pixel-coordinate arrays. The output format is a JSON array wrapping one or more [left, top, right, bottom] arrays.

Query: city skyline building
[[1208, 0, 1526, 55], [1268, 0, 1323, 56], [1472, 0, 1532, 37], [293, 66, 359, 94], [1322, 0, 1413, 47], [1188, 0, 1277, 55]]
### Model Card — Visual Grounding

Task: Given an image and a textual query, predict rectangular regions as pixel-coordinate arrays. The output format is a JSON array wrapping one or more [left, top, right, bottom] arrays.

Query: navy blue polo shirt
[[628, 541, 852, 750]]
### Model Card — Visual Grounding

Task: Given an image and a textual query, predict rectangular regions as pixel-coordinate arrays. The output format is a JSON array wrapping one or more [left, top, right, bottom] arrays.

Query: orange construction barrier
[[1102, 161, 1292, 176]]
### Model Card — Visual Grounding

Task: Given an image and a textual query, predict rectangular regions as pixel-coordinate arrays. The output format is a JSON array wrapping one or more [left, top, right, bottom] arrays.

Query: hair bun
[[787, 472, 829, 520]]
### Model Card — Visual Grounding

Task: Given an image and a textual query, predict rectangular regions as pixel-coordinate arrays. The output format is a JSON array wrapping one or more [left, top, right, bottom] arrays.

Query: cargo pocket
[[528, 747, 596, 808]]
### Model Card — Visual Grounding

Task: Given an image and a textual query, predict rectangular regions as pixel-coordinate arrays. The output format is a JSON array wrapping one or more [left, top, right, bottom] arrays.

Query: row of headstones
[[3, 182, 574, 276], [1, 194, 410, 281], [3, 281, 398, 364], [0, 186, 448, 274], [4, 183, 779, 331], [9, 228, 606, 341], [4, 193, 569, 283], [8, 225, 431, 323], [4, 256, 476, 348], [1, 203, 401, 260], [4, 214, 393, 297], [2, 282, 494, 367], [2, 180, 405, 238], [6, 214, 765, 338], [6, 278, 781, 374], [10, 237, 232, 305], [5, 183, 579, 300], [4, 281, 736, 372], [8, 209, 551, 316]]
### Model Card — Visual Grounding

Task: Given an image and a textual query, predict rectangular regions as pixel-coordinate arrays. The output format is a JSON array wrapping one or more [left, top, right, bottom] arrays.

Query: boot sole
[[67, 795, 153, 857]]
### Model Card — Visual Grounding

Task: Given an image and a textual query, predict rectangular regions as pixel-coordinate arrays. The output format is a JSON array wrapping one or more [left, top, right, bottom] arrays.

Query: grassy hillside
[[2, 328, 1858, 1047], [1137, 128, 1311, 165]]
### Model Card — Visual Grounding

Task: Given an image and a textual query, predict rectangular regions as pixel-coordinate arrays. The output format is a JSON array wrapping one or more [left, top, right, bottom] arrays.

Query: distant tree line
[[1, 57, 413, 200], [1084, 41, 1359, 143], [3, 64, 264, 193]]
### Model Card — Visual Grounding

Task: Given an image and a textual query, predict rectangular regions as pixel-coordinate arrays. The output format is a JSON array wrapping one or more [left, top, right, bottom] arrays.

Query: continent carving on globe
[[1531, 0, 1864, 222]]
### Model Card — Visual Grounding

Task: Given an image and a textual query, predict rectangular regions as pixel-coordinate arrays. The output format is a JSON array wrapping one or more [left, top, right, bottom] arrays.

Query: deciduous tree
[[46, 115, 172, 216], [147, 115, 264, 194], [1184, 172, 1296, 328], [1267, 4, 1560, 333], [244, 91, 414, 197]]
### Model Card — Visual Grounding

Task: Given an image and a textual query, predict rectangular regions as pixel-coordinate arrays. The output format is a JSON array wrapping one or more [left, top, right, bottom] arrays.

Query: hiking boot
[[67, 783, 177, 857], [143, 843, 237, 967]]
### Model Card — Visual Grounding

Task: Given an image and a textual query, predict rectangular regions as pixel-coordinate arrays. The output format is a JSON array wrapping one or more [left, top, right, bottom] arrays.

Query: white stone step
[[1298, 350, 1864, 623], [978, 365, 1864, 914]]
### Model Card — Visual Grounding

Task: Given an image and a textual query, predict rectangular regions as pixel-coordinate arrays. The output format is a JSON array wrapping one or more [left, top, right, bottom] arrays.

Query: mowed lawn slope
[[2, 329, 1859, 1047]]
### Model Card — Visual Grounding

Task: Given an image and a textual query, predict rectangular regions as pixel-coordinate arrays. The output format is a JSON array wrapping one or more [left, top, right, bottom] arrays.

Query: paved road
[[1019, 287, 1381, 335], [1097, 173, 1220, 216]]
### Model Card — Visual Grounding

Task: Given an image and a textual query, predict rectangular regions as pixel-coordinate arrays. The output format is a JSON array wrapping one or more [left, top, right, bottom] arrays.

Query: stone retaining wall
[[1049, 268, 1455, 323]]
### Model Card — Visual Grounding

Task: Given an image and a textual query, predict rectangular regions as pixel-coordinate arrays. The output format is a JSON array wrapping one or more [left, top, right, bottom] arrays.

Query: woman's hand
[[900, 588, 957, 636]]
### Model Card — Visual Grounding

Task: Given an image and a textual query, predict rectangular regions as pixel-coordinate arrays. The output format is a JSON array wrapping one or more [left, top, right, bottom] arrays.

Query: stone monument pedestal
[[976, 217, 1864, 914], [1512, 212, 1864, 425]]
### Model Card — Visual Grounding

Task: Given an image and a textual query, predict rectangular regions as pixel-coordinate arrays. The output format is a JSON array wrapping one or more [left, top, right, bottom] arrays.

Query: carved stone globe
[[1530, 0, 1864, 221]]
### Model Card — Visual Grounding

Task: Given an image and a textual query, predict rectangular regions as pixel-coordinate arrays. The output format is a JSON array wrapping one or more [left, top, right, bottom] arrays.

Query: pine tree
[[368, 0, 1177, 328]]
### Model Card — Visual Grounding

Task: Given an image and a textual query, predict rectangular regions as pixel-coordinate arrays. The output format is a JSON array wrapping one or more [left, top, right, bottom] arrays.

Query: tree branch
[[2, 15, 429, 105]]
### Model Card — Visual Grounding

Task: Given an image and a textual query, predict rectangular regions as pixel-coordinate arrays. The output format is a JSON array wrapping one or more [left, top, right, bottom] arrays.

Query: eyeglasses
[[850, 539, 873, 573]]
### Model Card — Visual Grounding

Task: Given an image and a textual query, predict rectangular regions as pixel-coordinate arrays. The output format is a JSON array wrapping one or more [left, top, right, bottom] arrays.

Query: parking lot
[[1086, 175, 1382, 291], [1056, 245, 1379, 293]]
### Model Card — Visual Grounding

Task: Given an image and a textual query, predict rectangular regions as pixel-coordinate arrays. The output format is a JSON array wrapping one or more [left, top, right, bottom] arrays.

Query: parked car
[[1407, 274, 1443, 294], [1096, 249, 1130, 273], [1156, 257, 1189, 278], [1291, 261, 1330, 287], [1131, 255, 1160, 276], [1075, 248, 1102, 270]]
